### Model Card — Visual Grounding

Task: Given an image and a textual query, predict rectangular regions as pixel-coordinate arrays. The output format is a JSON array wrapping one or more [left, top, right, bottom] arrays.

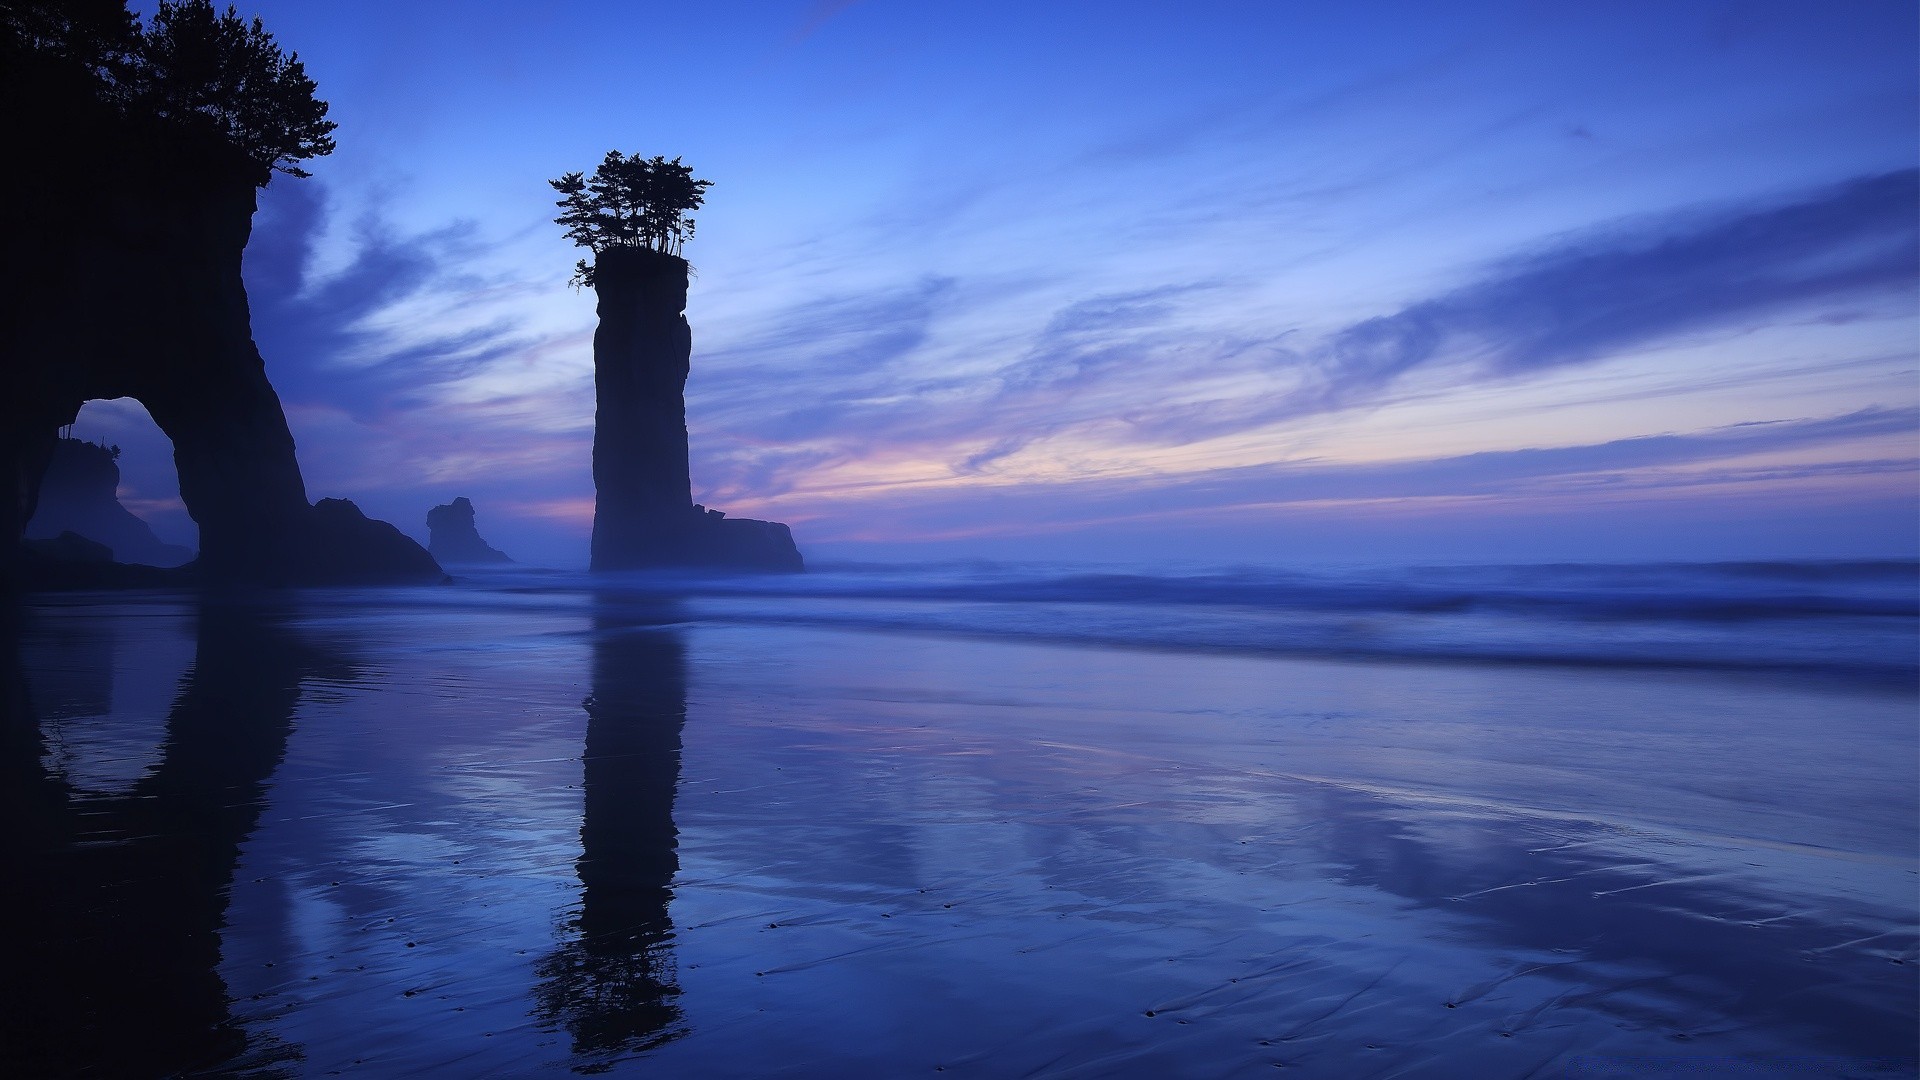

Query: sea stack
[[26, 438, 193, 567], [589, 247, 802, 572], [428, 496, 512, 564]]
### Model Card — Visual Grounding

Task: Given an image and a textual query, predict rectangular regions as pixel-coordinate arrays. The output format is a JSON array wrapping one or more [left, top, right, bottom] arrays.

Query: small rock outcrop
[[427, 497, 511, 564], [304, 499, 446, 584], [590, 247, 802, 573], [23, 530, 112, 565], [18, 530, 184, 590], [25, 438, 194, 567]]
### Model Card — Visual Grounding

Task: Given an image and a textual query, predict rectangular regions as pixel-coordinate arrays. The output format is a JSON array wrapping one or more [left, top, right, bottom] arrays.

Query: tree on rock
[[0, 0, 140, 94], [127, 0, 337, 182], [3, 0, 335, 188], [550, 152, 711, 286], [3, 1, 443, 588]]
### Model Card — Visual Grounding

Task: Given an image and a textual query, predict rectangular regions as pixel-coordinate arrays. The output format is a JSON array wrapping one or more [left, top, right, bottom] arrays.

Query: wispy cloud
[[247, 182, 541, 419], [789, 0, 865, 44], [782, 407, 1918, 542], [245, 183, 600, 494], [688, 169, 1917, 508], [1305, 168, 1920, 411], [229, 167, 1915, 563]]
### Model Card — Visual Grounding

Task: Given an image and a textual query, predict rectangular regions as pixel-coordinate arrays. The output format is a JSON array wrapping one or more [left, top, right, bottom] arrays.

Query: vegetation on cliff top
[[2, 0, 335, 184], [550, 152, 712, 287], [130, 0, 336, 179]]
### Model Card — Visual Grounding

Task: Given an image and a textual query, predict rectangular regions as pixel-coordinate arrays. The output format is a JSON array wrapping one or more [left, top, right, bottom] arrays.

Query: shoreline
[[5, 583, 1914, 1076]]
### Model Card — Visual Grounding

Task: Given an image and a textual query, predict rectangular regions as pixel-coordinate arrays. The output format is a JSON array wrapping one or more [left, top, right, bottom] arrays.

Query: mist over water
[[4, 558, 1914, 1076], [484, 557, 1920, 683]]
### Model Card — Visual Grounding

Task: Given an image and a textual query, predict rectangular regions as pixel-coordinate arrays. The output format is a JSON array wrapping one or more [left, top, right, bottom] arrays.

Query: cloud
[[1308, 168, 1920, 411], [690, 275, 1281, 496], [695, 275, 962, 441], [246, 182, 542, 422], [239, 180, 604, 526], [686, 169, 1918, 509], [941, 283, 1256, 471], [777, 406, 1919, 540], [688, 275, 992, 495], [997, 285, 1216, 394], [789, 0, 865, 44], [224, 168, 1919, 560]]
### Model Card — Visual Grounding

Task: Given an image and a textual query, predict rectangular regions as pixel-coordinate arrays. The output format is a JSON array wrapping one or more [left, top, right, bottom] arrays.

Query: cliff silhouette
[[590, 247, 803, 572], [427, 497, 512, 565], [2, 603, 338, 1074], [25, 438, 193, 567], [1, 2, 441, 592]]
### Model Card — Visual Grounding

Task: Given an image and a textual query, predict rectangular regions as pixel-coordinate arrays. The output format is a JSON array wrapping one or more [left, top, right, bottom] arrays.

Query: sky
[[78, 0, 1919, 568]]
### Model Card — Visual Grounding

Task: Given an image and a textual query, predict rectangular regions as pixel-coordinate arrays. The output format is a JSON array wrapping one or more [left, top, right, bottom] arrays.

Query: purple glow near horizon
[[78, 0, 1919, 567]]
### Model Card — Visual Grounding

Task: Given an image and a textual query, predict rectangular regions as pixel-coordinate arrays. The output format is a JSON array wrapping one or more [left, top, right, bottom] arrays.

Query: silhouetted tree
[[1, 0, 335, 186], [1, 0, 141, 164], [125, 1, 336, 180], [550, 152, 711, 286], [0, 0, 139, 92]]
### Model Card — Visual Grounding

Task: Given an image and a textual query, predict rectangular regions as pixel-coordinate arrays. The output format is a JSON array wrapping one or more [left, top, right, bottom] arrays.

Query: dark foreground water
[[3, 560, 1915, 1078]]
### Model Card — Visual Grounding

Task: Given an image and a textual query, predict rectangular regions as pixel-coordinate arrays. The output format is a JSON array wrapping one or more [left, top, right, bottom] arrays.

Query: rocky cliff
[[427, 497, 512, 564], [589, 247, 802, 573], [305, 498, 445, 584], [25, 438, 194, 567], [2, 128, 442, 590]]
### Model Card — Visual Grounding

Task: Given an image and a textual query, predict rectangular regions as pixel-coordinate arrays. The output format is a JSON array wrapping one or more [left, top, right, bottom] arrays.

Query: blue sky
[[82, 0, 1918, 566]]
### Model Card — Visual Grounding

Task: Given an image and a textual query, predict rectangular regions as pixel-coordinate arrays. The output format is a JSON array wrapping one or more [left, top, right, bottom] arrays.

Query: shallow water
[[2, 564, 1915, 1077]]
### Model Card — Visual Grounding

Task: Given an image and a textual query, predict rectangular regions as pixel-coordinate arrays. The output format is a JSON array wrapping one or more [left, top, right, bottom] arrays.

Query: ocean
[[3, 559, 1915, 1077]]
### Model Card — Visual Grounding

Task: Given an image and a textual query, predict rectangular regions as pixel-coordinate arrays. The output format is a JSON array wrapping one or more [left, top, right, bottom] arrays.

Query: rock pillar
[[588, 248, 802, 572], [427, 497, 512, 564], [590, 248, 697, 570]]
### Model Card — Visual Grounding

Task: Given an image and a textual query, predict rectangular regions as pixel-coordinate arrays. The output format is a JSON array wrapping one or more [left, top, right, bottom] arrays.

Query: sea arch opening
[[25, 398, 197, 568]]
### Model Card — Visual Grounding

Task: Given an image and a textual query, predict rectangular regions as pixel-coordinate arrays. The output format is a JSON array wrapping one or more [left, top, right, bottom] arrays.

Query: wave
[[444, 559, 1920, 684], [585, 557, 1920, 619]]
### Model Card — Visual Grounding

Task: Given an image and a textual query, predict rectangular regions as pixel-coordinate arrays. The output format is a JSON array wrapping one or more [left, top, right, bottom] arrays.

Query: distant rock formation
[[427, 497, 512, 564], [17, 531, 183, 590], [25, 438, 194, 567], [306, 498, 445, 584], [23, 530, 112, 565], [2, 145, 442, 590], [589, 247, 803, 573]]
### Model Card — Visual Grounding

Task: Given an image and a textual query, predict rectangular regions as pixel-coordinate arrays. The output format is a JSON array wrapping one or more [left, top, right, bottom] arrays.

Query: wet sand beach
[[3, 566, 1915, 1077]]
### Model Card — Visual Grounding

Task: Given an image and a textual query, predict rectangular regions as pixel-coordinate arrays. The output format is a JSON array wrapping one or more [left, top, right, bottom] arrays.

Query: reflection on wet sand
[[0, 604, 328, 1077], [0, 589, 1910, 1076], [536, 598, 689, 1065], [1261, 782, 1917, 1068]]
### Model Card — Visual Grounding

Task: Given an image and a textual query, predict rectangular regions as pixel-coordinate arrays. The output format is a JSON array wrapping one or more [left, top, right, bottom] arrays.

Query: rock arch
[[3, 164, 436, 587]]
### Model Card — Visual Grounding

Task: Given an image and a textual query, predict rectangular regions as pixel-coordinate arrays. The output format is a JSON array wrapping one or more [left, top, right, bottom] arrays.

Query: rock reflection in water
[[0, 603, 329, 1077], [536, 597, 689, 1064]]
